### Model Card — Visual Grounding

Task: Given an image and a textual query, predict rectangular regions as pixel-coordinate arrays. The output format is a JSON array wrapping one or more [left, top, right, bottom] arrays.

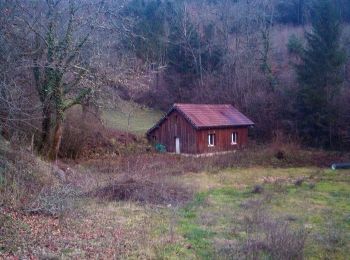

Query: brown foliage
[[89, 177, 192, 206], [0, 146, 54, 208], [59, 106, 142, 159]]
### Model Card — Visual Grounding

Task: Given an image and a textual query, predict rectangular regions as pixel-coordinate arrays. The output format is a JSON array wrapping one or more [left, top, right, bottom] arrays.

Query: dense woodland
[[2, 1, 350, 258], [1, 0, 350, 159]]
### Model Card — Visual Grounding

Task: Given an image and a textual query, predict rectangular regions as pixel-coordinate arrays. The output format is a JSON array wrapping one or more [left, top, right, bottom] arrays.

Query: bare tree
[[0, 1, 42, 143], [11, 0, 107, 159]]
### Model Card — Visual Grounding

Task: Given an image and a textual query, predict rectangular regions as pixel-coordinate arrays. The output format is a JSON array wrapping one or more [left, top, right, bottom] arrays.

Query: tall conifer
[[296, 0, 346, 147]]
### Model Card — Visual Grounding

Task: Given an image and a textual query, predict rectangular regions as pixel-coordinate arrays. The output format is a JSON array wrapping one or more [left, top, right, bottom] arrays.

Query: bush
[[252, 185, 264, 194], [0, 212, 24, 253], [294, 178, 304, 186], [308, 182, 316, 189], [60, 106, 146, 159], [0, 147, 54, 208], [25, 185, 79, 217], [241, 219, 306, 260], [88, 176, 192, 206], [275, 150, 285, 160], [59, 106, 103, 159]]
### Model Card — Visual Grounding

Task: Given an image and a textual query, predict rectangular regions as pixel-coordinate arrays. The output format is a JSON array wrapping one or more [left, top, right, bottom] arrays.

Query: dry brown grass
[[67, 144, 350, 212], [217, 209, 307, 260], [81, 143, 349, 176], [59, 107, 149, 160], [1, 138, 349, 258], [0, 147, 54, 208]]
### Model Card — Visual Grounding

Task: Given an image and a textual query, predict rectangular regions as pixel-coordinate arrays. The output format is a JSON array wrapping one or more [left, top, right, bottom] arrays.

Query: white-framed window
[[231, 132, 238, 145], [208, 133, 215, 147]]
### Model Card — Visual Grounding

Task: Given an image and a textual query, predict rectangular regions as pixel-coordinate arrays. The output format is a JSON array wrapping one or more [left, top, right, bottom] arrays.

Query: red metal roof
[[148, 104, 254, 134], [174, 104, 254, 128]]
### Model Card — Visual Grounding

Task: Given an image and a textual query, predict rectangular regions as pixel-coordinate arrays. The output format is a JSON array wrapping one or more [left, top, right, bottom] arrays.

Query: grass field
[[2, 159, 349, 259], [167, 168, 350, 259], [2, 110, 350, 258], [102, 102, 163, 135]]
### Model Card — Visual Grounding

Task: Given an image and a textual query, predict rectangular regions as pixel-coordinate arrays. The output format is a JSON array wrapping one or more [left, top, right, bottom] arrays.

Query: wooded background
[[0, 0, 349, 158]]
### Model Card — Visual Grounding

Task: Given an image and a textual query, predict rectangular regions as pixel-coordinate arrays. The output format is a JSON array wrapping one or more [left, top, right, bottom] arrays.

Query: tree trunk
[[82, 102, 88, 123], [48, 113, 63, 161], [0, 112, 9, 140], [39, 102, 52, 153]]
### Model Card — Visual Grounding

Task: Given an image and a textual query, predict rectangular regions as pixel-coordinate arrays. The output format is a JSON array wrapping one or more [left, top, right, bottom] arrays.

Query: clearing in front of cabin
[[1, 148, 350, 259]]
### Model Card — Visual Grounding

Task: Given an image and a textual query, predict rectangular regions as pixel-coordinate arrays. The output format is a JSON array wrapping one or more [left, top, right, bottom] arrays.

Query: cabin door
[[175, 137, 180, 154]]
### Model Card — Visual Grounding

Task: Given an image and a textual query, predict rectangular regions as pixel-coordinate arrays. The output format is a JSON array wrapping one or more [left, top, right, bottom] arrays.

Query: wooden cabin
[[147, 104, 254, 155]]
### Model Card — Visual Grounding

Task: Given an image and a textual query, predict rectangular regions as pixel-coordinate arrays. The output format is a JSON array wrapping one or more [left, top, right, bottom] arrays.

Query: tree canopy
[[296, 0, 346, 147]]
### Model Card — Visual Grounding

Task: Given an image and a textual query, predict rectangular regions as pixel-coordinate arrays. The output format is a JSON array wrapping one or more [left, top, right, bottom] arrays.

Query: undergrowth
[[0, 147, 54, 208], [1, 136, 349, 258]]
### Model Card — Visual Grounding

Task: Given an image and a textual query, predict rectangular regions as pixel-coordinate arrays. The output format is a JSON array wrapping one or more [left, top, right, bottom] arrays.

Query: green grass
[[102, 102, 163, 135], [178, 193, 215, 259], [3, 164, 349, 259], [161, 168, 350, 259]]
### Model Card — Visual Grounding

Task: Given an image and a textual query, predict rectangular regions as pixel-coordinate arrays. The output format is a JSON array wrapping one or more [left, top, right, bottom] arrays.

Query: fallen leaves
[[0, 206, 129, 259]]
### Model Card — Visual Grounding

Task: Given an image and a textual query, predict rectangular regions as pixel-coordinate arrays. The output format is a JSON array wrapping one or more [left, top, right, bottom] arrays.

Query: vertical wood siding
[[150, 111, 197, 153], [149, 112, 249, 154], [196, 127, 248, 154]]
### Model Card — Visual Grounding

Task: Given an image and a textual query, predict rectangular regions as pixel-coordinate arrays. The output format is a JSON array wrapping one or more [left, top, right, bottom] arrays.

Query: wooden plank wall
[[150, 111, 250, 154], [196, 127, 248, 154], [151, 110, 197, 153]]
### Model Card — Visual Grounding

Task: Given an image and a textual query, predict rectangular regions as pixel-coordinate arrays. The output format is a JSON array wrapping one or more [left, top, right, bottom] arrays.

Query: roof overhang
[[147, 108, 254, 136]]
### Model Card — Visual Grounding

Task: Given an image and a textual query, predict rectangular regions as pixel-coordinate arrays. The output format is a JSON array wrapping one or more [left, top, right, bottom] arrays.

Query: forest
[[1, 0, 350, 259], [0, 0, 349, 156]]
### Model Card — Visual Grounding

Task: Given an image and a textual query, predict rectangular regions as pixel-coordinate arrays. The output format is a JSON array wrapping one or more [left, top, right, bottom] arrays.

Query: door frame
[[175, 137, 180, 154]]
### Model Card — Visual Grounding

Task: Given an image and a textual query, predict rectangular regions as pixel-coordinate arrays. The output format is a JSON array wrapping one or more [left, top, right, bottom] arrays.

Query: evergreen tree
[[296, 0, 346, 147], [276, 0, 310, 25], [122, 0, 168, 64]]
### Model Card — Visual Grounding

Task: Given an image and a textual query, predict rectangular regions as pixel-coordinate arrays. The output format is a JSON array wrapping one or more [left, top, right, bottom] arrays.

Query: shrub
[[272, 180, 288, 193], [0, 212, 24, 253], [308, 182, 316, 189], [60, 106, 147, 159], [25, 184, 79, 217], [0, 147, 54, 208], [294, 178, 304, 186], [241, 219, 306, 260], [59, 106, 103, 159], [88, 176, 192, 206], [252, 185, 264, 194], [275, 150, 285, 160]]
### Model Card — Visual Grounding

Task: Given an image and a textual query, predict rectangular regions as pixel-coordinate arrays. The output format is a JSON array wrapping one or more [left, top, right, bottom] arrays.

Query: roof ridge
[[174, 103, 233, 106], [147, 103, 254, 136]]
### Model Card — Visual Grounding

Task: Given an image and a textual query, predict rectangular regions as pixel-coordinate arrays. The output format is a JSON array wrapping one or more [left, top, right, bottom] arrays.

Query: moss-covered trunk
[[48, 73, 64, 161], [39, 101, 52, 153], [48, 114, 63, 161]]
